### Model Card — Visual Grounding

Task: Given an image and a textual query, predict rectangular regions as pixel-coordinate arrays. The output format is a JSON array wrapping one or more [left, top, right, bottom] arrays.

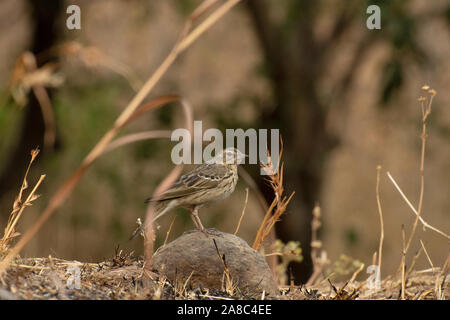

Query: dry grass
[[305, 204, 330, 286], [298, 86, 449, 300], [357, 86, 448, 300], [212, 239, 236, 296], [381, 86, 449, 299], [387, 87, 448, 240], [0, 148, 45, 256], [375, 165, 384, 279], [2, 254, 446, 300], [253, 141, 295, 251], [234, 187, 249, 235], [8, 53, 59, 149]]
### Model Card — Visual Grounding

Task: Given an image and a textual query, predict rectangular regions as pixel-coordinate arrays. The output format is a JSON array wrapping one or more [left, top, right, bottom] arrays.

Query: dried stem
[[404, 93, 431, 254], [11, 52, 57, 149], [234, 188, 249, 235], [375, 165, 384, 279], [306, 204, 325, 286], [1, 149, 44, 254], [349, 263, 365, 284], [237, 167, 269, 213], [391, 87, 438, 299], [32, 85, 55, 149], [387, 172, 449, 239], [420, 240, 434, 269], [213, 239, 234, 295], [104, 130, 172, 154], [253, 140, 295, 251], [163, 216, 177, 246], [435, 253, 449, 300], [401, 225, 406, 300], [406, 248, 422, 277], [237, 167, 276, 273]]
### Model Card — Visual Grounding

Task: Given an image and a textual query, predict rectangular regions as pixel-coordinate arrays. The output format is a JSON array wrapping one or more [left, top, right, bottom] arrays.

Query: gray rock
[[152, 228, 279, 296]]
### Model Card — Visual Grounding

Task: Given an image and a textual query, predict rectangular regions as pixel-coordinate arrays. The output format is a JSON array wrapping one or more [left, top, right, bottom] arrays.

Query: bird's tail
[[144, 196, 156, 203], [129, 200, 175, 240]]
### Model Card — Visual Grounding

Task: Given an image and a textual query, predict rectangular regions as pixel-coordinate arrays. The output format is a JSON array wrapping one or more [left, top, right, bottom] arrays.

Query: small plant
[[327, 254, 364, 279], [253, 140, 295, 251], [270, 240, 303, 285], [0, 148, 45, 257], [384, 85, 449, 299]]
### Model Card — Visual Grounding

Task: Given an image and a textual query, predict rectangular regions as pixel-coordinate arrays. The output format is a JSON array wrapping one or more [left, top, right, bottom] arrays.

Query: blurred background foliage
[[0, 0, 449, 283]]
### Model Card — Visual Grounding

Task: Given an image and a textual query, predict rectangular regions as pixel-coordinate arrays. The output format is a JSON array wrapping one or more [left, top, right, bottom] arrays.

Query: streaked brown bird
[[142, 148, 247, 233]]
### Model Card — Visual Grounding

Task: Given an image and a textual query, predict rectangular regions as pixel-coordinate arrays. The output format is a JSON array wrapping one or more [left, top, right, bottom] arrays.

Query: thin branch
[[349, 263, 365, 284], [6, 175, 46, 240], [253, 139, 294, 251], [238, 167, 269, 212], [237, 166, 277, 273], [405, 94, 430, 253], [401, 225, 406, 300], [234, 188, 249, 235], [163, 216, 177, 246], [376, 165, 384, 278], [1, 149, 43, 251], [104, 130, 172, 154], [420, 240, 434, 270], [177, 0, 242, 53], [213, 239, 233, 295], [387, 172, 449, 240], [32, 85, 56, 149], [305, 204, 326, 287], [16, 52, 57, 149], [407, 247, 423, 276]]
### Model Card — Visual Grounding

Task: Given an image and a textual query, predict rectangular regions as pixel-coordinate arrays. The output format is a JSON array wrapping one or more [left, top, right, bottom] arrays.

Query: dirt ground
[[0, 254, 447, 300]]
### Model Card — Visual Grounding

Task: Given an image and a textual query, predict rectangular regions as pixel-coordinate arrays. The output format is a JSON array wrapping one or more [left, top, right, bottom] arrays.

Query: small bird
[[137, 148, 247, 235]]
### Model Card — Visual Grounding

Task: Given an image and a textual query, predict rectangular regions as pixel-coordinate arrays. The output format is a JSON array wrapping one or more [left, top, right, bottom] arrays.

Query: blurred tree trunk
[[0, 0, 63, 200], [245, 0, 360, 283], [245, 0, 424, 283]]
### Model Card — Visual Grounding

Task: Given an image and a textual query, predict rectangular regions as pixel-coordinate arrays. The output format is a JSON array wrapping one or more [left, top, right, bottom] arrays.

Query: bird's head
[[207, 148, 247, 165]]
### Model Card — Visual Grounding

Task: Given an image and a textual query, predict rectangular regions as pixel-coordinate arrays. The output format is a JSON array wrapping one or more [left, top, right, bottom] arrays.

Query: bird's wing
[[145, 164, 233, 202]]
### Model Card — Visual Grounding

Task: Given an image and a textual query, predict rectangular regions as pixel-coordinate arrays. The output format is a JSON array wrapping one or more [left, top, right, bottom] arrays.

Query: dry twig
[[306, 204, 328, 286], [253, 140, 295, 251], [375, 165, 384, 279], [0, 148, 45, 254], [163, 216, 177, 246], [401, 225, 406, 300], [234, 188, 249, 235], [420, 240, 434, 270], [213, 239, 234, 295], [9, 52, 58, 149], [387, 172, 449, 240]]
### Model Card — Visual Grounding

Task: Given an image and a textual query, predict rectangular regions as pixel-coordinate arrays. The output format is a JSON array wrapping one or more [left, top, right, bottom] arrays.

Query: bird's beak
[[238, 153, 248, 163]]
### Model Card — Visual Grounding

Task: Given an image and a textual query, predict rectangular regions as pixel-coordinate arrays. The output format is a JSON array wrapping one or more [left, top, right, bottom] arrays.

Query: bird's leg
[[191, 206, 205, 232], [189, 211, 200, 229]]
